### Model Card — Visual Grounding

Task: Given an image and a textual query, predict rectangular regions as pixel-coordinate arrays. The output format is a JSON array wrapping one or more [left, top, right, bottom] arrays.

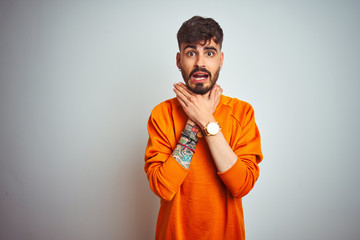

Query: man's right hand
[[173, 82, 223, 129]]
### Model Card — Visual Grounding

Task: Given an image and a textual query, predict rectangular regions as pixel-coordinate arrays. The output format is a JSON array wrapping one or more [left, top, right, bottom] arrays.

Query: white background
[[0, 0, 359, 239]]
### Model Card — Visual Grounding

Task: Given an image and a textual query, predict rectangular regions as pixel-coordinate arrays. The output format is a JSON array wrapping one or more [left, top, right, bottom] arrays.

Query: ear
[[220, 52, 224, 68], [176, 52, 181, 70]]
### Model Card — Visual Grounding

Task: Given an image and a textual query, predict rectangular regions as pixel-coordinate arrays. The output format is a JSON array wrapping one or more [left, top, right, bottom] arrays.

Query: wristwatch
[[203, 122, 221, 136]]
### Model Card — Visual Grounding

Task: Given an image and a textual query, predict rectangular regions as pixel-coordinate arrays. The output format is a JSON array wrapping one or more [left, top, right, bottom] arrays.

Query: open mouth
[[191, 71, 209, 82]]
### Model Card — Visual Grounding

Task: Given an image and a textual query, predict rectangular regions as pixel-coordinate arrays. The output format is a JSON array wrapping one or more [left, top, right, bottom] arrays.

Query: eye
[[187, 51, 196, 57], [206, 51, 214, 57]]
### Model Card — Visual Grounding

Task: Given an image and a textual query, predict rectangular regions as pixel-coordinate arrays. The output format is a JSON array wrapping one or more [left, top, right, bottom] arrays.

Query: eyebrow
[[183, 45, 218, 53], [204, 46, 218, 52], [183, 45, 197, 51]]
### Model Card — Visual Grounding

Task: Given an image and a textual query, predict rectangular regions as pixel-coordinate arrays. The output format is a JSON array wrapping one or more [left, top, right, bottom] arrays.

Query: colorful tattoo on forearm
[[172, 122, 200, 169]]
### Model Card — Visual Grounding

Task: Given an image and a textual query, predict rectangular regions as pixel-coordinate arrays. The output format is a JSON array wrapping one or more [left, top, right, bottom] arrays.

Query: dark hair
[[177, 16, 223, 50]]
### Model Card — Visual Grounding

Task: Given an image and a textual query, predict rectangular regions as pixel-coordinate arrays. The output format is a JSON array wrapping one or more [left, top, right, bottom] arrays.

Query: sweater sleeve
[[218, 104, 263, 198], [144, 105, 189, 201]]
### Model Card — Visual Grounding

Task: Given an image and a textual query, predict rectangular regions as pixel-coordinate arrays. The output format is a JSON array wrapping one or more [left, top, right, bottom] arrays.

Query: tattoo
[[172, 122, 200, 169]]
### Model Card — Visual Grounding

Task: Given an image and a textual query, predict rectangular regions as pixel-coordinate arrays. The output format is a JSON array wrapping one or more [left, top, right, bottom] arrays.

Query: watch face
[[207, 122, 220, 135]]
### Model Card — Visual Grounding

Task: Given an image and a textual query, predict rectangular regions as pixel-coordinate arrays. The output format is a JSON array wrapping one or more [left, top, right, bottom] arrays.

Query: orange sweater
[[145, 95, 263, 240]]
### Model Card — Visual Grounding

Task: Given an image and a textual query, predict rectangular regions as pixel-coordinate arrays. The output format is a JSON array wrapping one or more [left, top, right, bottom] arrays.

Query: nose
[[195, 54, 206, 69]]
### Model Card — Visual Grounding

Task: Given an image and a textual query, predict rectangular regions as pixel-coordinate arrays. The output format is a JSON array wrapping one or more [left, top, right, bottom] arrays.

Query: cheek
[[182, 64, 194, 75], [181, 58, 196, 68], [209, 61, 221, 71]]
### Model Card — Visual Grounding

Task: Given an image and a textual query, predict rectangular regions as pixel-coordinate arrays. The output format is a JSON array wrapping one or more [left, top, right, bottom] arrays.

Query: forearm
[[172, 120, 200, 169], [195, 115, 237, 173], [204, 127, 259, 197], [205, 131, 237, 173]]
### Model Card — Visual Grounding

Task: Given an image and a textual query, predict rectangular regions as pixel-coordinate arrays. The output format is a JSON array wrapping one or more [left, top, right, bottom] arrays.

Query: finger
[[215, 90, 221, 103], [178, 82, 188, 89], [177, 83, 194, 96], [174, 83, 193, 101], [215, 85, 223, 99], [173, 85, 192, 106], [214, 86, 222, 104], [216, 87, 223, 101], [213, 84, 222, 96], [217, 85, 223, 95], [209, 85, 219, 100], [176, 94, 187, 108]]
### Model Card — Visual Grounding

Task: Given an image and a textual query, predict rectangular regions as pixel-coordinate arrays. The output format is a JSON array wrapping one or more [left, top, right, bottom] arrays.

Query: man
[[144, 16, 263, 240]]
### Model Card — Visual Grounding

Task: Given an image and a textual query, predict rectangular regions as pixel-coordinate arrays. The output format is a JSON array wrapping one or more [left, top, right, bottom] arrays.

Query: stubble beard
[[181, 67, 221, 95]]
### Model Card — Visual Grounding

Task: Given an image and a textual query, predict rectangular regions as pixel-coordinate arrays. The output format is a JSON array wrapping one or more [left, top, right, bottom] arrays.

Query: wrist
[[202, 121, 221, 136], [183, 121, 200, 142], [186, 119, 197, 126], [197, 116, 216, 129]]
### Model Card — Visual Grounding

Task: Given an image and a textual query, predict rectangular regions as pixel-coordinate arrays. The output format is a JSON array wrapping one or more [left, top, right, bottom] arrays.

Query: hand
[[173, 82, 223, 128]]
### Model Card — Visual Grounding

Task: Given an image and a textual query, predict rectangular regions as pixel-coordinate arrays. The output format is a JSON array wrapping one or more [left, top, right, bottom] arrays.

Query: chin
[[187, 82, 214, 95]]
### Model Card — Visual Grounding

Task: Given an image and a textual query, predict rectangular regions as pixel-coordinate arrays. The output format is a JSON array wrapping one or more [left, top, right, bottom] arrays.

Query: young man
[[144, 16, 263, 240]]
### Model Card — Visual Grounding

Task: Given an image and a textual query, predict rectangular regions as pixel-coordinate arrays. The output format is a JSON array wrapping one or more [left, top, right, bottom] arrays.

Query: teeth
[[193, 74, 207, 79]]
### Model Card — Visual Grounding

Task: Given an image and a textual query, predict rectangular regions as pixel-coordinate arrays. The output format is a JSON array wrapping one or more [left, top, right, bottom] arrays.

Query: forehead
[[180, 39, 220, 52]]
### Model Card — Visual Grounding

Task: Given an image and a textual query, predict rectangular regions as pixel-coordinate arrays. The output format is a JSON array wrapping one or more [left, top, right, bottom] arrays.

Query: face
[[176, 39, 224, 94]]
